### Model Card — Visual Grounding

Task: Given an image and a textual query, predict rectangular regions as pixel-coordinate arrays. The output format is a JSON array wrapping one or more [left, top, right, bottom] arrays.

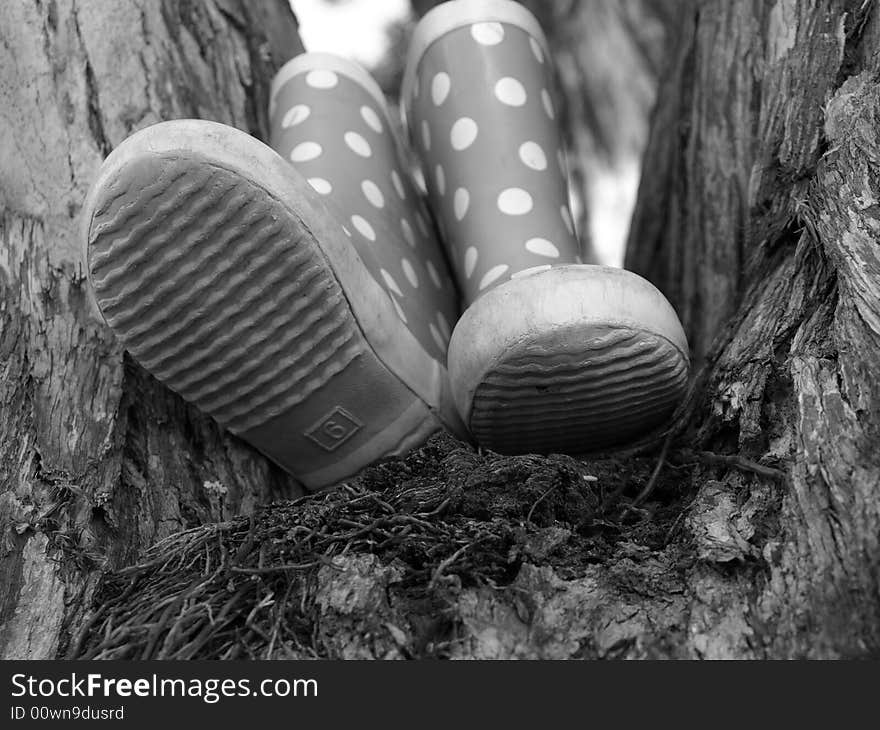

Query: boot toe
[[447, 265, 690, 454]]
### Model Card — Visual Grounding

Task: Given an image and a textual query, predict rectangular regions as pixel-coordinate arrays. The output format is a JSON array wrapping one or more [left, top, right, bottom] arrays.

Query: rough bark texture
[[625, 0, 880, 654], [0, 0, 303, 659], [4, 0, 880, 660]]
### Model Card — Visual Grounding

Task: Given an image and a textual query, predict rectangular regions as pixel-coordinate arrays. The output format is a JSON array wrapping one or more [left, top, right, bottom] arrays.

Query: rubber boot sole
[[447, 265, 690, 455], [82, 120, 463, 489]]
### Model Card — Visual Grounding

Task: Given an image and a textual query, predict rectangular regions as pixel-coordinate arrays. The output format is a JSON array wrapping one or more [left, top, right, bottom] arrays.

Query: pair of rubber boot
[[81, 0, 690, 490]]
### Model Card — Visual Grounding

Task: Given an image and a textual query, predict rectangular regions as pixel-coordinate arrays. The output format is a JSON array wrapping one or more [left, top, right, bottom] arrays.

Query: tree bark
[[0, 0, 303, 659], [625, 0, 880, 654], [4, 0, 880, 660]]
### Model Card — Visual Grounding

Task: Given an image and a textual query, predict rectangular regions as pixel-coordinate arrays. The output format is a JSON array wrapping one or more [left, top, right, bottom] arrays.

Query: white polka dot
[[401, 219, 416, 248], [542, 89, 555, 119], [495, 77, 527, 106], [512, 264, 552, 279], [361, 180, 385, 208], [436, 312, 451, 341], [530, 37, 544, 63], [416, 213, 429, 236], [525, 237, 560, 258], [381, 268, 403, 297], [479, 264, 510, 291], [421, 120, 431, 150], [306, 70, 338, 89], [360, 105, 383, 134], [498, 188, 533, 215], [453, 188, 470, 221], [401, 258, 419, 288], [413, 167, 428, 195], [561, 206, 574, 235], [307, 177, 332, 194], [391, 296, 408, 323], [391, 170, 406, 199], [282, 104, 310, 128], [290, 142, 322, 162], [426, 261, 443, 289], [450, 117, 478, 150], [430, 323, 446, 352], [342, 226, 352, 237], [435, 165, 446, 196], [431, 72, 451, 106], [519, 141, 547, 170], [471, 22, 504, 45], [351, 215, 376, 241], [464, 247, 478, 279], [344, 131, 372, 157]]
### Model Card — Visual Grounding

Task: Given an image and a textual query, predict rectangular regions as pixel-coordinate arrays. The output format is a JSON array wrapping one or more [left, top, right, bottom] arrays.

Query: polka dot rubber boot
[[81, 119, 465, 491], [270, 53, 459, 363], [402, 0, 691, 455]]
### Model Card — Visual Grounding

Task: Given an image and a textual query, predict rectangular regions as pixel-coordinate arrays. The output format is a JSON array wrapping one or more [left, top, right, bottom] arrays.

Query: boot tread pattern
[[469, 328, 688, 453], [88, 154, 366, 435]]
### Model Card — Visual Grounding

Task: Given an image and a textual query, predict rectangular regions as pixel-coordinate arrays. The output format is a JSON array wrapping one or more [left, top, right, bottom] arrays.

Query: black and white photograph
[[1, 0, 879, 709]]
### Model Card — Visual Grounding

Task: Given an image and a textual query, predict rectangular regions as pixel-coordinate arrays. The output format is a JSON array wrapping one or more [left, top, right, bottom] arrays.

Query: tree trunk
[[622, 0, 880, 654], [4, 0, 880, 660], [0, 0, 303, 659]]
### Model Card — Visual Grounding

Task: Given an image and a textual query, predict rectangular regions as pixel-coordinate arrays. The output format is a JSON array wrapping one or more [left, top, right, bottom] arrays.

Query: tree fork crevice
[[2, 0, 880, 659]]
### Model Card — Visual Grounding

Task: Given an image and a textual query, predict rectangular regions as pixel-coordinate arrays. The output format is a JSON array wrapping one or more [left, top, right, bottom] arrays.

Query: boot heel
[[83, 120, 464, 489]]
